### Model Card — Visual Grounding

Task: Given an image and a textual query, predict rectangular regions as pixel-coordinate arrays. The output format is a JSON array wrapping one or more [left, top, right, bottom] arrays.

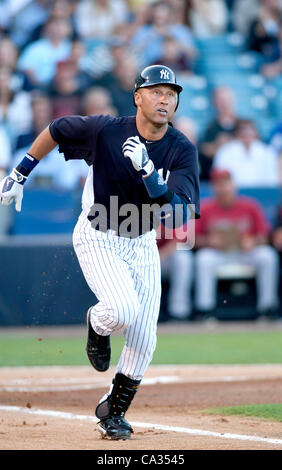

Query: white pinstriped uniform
[[73, 207, 161, 381], [0, 105, 200, 423], [46, 112, 200, 385]]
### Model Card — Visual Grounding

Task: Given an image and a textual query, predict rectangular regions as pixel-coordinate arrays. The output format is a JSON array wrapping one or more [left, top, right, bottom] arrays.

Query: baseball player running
[[0, 65, 200, 440]]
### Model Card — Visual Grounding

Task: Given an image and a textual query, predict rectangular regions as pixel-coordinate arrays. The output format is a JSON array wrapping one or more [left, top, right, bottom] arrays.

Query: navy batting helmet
[[134, 65, 183, 110]]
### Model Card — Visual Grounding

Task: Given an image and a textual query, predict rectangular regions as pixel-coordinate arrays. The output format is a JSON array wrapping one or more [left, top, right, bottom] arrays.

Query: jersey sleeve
[[49, 114, 112, 164], [167, 140, 201, 219]]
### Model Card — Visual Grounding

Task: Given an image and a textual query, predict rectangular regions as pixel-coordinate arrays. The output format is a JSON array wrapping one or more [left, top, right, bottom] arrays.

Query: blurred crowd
[[0, 0, 281, 319], [0, 0, 281, 187], [0, 0, 282, 187]]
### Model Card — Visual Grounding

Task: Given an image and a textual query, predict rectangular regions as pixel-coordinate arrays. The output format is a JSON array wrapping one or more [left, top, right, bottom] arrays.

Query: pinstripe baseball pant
[[73, 211, 162, 380]]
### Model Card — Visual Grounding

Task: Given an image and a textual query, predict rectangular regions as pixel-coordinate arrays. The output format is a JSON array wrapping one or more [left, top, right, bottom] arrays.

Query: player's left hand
[[122, 136, 154, 176]]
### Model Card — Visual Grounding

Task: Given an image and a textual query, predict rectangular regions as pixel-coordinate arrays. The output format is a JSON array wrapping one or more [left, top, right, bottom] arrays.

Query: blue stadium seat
[[11, 189, 80, 235]]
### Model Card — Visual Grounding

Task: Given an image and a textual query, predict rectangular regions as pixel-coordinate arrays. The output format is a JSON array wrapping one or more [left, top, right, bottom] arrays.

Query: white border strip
[[0, 405, 282, 447]]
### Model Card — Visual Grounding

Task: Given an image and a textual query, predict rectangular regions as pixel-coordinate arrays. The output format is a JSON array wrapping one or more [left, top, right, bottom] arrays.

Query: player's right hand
[[122, 136, 154, 176], [0, 169, 27, 212]]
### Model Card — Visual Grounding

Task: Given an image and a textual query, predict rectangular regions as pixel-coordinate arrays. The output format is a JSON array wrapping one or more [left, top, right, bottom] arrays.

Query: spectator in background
[[212, 118, 280, 187], [247, 0, 281, 64], [49, 0, 78, 30], [174, 115, 199, 145], [152, 35, 194, 75], [0, 0, 13, 36], [17, 17, 73, 87], [47, 59, 85, 118], [157, 221, 194, 322], [13, 92, 88, 189], [14, 93, 52, 152], [231, 0, 260, 36], [9, 0, 52, 49], [80, 87, 117, 116], [187, 0, 228, 38], [174, 115, 209, 179], [0, 37, 35, 92], [70, 38, 87, 66], [130, 1, 197, 67], [0, 67, 32, 145], [14, 0, 79, 49], [74, 0, 129, 41], [260, 24, 282, 78], [106, 52, 139, 116], [66, 39, 95, 85], [269, 121, 282, 181], [194, 169, 280, 318], [80, 34, 142, 83], [174, 115, 222, 183], [199, 86, 238, 181], [0, 37, 19, 70], [167, 0, 188, 25]]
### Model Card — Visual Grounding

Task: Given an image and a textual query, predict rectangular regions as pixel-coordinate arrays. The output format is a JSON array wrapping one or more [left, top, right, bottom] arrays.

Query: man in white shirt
[[18, 17, 72, 86], [212, 119, 280, 187]]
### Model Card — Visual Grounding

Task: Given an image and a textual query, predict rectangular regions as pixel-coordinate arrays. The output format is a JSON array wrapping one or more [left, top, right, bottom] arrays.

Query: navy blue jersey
[[49, 114, 200, 234]]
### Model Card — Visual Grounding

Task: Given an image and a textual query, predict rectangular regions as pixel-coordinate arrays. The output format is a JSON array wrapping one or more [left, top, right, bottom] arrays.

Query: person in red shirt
[[194, 169, 279, 317]]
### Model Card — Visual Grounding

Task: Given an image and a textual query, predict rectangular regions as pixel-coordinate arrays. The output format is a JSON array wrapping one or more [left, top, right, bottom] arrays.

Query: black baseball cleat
[[97, 416, 133, 440], [95, 373, 141, 440], [86, 308, 111, 372]]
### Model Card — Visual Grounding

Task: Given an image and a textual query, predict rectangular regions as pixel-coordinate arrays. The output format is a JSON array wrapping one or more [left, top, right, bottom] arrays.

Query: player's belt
[[87, 215, 152, 239]]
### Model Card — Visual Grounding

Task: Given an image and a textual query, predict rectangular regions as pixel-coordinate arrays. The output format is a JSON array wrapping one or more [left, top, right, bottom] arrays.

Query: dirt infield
[[1, 363, 282, 450]]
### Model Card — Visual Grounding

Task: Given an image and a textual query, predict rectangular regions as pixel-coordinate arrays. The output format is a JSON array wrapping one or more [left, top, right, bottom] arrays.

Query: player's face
[[213, 178, 236, 204], [135, 85, 177, 125]]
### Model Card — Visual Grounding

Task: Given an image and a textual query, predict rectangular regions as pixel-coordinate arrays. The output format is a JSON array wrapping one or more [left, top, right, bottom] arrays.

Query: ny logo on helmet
[[160, 69, 170, 80]]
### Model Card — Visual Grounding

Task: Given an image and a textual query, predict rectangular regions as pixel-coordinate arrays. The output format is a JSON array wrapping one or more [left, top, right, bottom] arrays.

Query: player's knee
[[142, 334, 157, 367], [149, 334, 157, 357], [137, 329, 157, 360], [112, 295, 140, 329]]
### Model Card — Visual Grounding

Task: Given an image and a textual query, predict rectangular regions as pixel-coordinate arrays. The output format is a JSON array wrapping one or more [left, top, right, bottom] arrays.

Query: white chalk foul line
[[0, 405, 282, 447], [1, 374, 279, 393], [0, 376, 181, 393]]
